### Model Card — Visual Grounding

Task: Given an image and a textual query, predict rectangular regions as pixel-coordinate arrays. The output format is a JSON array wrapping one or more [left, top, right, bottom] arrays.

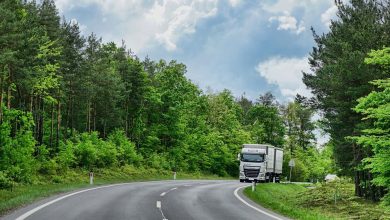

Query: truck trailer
[[238, 144, 283, 183]]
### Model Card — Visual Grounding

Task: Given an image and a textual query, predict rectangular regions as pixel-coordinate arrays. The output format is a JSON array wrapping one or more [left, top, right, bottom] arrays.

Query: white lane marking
[[183, 184, 192, 187], [233, 185, 283, 220], [156, 201, 161, 208], [160, 187, 177, 197], [156, 200, 168, 220], [16, 182, 136, 220]]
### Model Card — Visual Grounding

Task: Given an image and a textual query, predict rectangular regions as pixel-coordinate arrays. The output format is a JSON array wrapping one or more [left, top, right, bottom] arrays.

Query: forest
[[0, 0, 389, 207]]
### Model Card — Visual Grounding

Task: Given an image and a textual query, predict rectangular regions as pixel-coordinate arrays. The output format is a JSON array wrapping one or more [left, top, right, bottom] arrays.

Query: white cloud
[[228, 0, 241, 7], [269, 12, 305, 34], [262, 0, 338, 35], [150, 0, 218, 51], [261, 0, 325, 14], [55, 0, 142, 16], [56, 0, 217, 52], [255, 56, 312, 99], [321, 5, 338, 27]]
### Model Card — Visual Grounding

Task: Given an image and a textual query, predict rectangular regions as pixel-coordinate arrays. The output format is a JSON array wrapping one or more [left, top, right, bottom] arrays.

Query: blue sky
[[55, 0, 338, 102]]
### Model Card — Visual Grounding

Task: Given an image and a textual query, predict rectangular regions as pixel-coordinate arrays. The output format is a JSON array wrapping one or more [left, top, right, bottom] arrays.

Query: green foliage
[[245, 103, 285, 147], [303, 0, 389, 176], [0, 108, 36, 184], [245, 182, 389, 220], [108, 130, 141, 166], [55, 142, 76, 172], [71, 132, 118, 169], [0, 171, 12, 190], [244, 183, 330, 220], [353, 47, 390, 206], [299, 180, 389, 219], [299, 179, 354, 207]]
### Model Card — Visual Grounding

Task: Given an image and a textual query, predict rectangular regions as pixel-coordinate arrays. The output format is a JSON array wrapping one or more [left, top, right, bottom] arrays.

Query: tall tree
[[282, 100, 316, 155], [303, 0, 389, 197], [0, 0, 24, 115], [353, 47, 390, 203]]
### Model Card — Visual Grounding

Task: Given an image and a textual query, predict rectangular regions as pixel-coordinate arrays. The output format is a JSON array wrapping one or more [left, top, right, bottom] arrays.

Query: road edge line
[[233, 185, 283, 220], [15, 182, 138, 220]]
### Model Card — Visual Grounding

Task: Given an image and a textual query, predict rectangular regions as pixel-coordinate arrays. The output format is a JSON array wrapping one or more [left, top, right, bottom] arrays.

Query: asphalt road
[[3, 180, 289, 220]]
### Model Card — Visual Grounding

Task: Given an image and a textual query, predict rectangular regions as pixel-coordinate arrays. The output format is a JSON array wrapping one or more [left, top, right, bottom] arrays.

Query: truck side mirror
[[237, 153, 241, 161]]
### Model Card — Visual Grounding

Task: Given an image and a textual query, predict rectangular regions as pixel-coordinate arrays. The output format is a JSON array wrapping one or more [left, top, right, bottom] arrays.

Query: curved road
[[3, 180, 289, 220]]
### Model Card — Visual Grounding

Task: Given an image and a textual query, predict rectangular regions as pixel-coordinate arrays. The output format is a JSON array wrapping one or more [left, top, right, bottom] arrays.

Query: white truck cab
[[238, 144, 283, 183]]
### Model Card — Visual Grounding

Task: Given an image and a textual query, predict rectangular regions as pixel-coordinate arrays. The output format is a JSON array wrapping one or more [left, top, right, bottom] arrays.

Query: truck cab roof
[[241, 148, 266, 154]]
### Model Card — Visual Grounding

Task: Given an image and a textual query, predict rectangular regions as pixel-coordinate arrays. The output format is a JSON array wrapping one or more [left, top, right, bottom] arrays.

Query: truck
[[238, 144, 283, 183]]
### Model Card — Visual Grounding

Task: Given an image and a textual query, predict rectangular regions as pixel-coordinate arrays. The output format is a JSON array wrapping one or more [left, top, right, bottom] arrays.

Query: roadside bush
[[108, 130, 142, 166], [36, 145, 58, 175], [0, 108, 36, 184], [298, 179, 354, 207], [0, 172, 13, 190], [73, 133, 98, 169], [95, 140, 117, 168], [55, 141, 76, 172], [72, 132, 119, 169], [146, 153, 171, 170]]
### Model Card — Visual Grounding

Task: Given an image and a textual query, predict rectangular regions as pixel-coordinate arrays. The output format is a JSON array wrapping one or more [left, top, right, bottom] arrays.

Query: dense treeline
[[0, 0, 329, 188], [304, 0, 390, 204], [1, 0, 389, 207]]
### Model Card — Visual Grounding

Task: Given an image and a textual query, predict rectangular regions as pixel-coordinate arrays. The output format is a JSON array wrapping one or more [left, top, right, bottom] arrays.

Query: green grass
[[0, 166, 229, 216], [244, 183, 330, 220], [243, 182, 390, 220]]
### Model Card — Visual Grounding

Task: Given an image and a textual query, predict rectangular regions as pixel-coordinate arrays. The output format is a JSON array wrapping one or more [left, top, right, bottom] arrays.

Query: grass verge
[[0, 166, 228, 216], [243, 182, 390, 220]]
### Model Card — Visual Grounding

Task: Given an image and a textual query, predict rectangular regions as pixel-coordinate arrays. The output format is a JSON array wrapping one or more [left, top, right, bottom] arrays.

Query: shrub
[[108, 130, 142, 166], [55, 141, 76, 172], [0, 108, 36, 184], [0, 171, 13, 190]]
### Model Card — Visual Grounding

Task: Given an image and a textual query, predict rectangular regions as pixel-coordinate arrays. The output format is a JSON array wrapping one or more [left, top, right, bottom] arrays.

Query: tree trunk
[[103, 120, 106, 138], [7, 65, 12, 109], [0, 76, 3, 122], [38, 97, 44, 145], [7, 84, 11, 109], [33, 96, 37, 140], [70, 96, 74, 135], [87, 101, 91, 133], [56, 101, 61, 150], [29, 95, 33, 112], [355, 170, 361, 196], [50, 103, 54, 148], [125, 102, 129, 137], [93, 102, 96, 131]]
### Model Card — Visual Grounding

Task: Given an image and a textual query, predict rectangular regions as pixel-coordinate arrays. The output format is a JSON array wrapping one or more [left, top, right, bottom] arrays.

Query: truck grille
[[244, 169, 260, 178]]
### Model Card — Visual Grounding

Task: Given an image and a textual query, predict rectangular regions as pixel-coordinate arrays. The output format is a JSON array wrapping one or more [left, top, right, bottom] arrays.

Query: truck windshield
[[241, 153, 265, 162]]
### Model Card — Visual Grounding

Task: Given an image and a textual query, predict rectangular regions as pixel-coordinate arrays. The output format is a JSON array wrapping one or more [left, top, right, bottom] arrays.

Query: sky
[[54, 0, 338, 144], [54, 0, 338, 101]]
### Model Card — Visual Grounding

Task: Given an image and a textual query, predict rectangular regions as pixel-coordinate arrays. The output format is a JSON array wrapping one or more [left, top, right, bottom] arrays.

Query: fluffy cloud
[[55, 0, 142, 16], [228, 0, 241, 7], [148, 0, 218, 51], [261, 0, 325, 14], [321, 5, 338, 27], [269, 12, 305, 34], [255, 56, 312, 99], [262, 0, 338, 34], [55, 0, 217, 52]]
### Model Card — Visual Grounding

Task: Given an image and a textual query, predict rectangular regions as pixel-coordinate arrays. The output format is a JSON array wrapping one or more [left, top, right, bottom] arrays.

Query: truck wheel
[[239, 179, 244, 183]]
